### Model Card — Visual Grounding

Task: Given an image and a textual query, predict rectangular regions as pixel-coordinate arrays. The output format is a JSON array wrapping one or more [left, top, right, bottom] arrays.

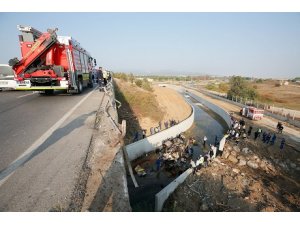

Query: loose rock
[[223, 151, 230, 159], [232, 168, 240, 174], [247, 160, 259, 169], [230, 151, 238, 157], [242, 148, 249, 154], [233, 146, 241, 153], [228, 155, 238, 164], [238, 159, 247, 166]]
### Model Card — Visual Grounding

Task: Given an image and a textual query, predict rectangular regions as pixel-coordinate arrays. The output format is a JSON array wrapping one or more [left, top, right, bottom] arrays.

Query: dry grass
[[253, 82, 300, 110], [114, 79, 164, 122]]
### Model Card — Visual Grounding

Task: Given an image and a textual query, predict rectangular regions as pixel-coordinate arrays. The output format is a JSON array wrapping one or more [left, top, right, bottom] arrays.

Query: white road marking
[[17, 92, 37, 98], [0, 88, 97, 187]]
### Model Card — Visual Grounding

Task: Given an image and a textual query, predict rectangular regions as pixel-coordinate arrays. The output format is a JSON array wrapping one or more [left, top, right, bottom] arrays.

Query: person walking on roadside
[[164, 121, 169, 129], [156, 157, 162, 171], [203, 135, 207, 147], [230, 129, 236, 138], [266, 133, 271, 144], [190, 159, 197, 175], [150, 127, 154, 135], [270, 133, 277, 145], [257, 128, 262, 138], [142, 129, 146, 139], [103, 69, 108, 86], [133, 131, 139, 142], [242, 124, 246, 133], [280, 138, 285, 150], [254, 130, 259, 140], [214, 135, 219, 146], [195, 156, 204, 172], [262, 131, 267, 143], [217, 134, 228, 157], [247, 126, 253, 136], [210, 144, 217, 159], [204, 153, 210, 167]]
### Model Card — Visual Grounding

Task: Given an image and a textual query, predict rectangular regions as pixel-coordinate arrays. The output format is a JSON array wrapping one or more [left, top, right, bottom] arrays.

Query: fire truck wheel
[[88, 81, 93, 88], [44, 90, 54, 95], [77, 79, 83, 94]]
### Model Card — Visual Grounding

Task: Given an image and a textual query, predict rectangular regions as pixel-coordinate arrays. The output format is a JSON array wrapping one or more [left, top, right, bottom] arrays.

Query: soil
[[115, 80, 191, 144], [163, 136, 300, 212], [136, 85, 191, 132]]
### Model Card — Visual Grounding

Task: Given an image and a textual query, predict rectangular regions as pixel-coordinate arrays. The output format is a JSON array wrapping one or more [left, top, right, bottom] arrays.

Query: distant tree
[[218, 83, 229, 92], [129, 73, 134, 84], [206, 83, 216, 90], [227, 76, 258, 100], [292, 77, 300, 82], [135, 79, 142, 87], [142, 78, 153, 91]]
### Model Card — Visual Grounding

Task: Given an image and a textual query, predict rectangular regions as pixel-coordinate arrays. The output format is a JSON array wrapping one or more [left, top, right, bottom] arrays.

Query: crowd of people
[[134, 112, 288, 176], [189, 134, 226, 175], [227, 117, 286, 150], [94, 66, 112, 91], [189, 117, 287, 175], [132, 119, 180, 142]]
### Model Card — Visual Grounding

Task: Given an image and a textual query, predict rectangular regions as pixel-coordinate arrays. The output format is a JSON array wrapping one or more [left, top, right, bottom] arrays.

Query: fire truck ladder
[[17, 25, 43, 39], [13, 26, 58, 76]]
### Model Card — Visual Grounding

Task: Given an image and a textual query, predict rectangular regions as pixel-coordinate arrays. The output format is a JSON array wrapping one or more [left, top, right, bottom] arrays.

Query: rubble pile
[[222, 144, 277, 174], [160, 135, 195, 175], [133, 134, 195, 177], [163, 138, 300, 212]]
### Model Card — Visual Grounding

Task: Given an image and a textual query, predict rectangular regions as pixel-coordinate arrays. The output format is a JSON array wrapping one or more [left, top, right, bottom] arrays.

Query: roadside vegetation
[[113, 75, 164, 143], [227, 76, 258, 100], [114, 72, 153, 92], [206, 82, 229, 93]]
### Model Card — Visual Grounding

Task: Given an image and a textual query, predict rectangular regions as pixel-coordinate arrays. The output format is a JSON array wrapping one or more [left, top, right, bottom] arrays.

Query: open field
[[200, 79, 300, 111], [252, 81, 300, 110]]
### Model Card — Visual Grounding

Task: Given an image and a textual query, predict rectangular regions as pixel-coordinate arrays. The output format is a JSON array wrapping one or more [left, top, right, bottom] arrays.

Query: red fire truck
[[9, 25, 95, 94], [241, 106, 264, 120]]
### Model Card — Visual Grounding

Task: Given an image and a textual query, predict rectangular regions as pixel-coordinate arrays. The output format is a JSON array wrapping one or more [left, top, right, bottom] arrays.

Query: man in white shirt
[[203, 136, 207, 147]]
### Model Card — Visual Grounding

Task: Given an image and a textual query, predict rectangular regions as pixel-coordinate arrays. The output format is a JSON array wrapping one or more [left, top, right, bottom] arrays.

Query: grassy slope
[[114, 79, 164, 144]]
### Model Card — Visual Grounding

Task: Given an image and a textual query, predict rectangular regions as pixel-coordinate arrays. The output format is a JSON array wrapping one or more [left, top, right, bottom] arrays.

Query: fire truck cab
[[10, 25, 95, 94]]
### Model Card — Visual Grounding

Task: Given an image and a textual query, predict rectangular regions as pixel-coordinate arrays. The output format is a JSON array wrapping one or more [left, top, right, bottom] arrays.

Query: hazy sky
[[0, 13, 299, 78]]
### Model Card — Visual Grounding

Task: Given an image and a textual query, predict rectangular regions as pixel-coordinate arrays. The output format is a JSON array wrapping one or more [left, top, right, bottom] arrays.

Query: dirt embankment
[[114, 79, 191, 144], [163, 135, 300, 212]]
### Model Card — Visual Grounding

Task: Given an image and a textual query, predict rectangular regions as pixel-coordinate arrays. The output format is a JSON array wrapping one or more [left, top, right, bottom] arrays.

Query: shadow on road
[[0, 111, 95, 183]]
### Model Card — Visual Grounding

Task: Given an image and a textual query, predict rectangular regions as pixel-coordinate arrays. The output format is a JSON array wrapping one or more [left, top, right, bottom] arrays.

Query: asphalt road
[[0, 88, 103, 211]]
